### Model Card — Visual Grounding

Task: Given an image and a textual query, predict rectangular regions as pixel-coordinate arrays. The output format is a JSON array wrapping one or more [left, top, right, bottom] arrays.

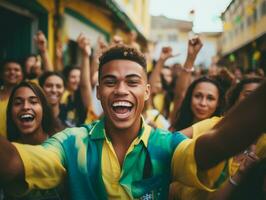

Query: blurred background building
[[219, 0, 266, 72], [151, 15, 221, 68], [0, 0, 150, 70], [1, 0, 265, 73]]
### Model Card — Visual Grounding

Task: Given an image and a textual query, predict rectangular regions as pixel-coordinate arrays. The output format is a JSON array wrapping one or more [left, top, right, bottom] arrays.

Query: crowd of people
[[0, 29, 265, 200]]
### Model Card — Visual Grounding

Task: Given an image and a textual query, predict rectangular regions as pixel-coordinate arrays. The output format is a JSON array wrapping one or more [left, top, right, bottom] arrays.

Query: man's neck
[[105, 118, 142, 166]]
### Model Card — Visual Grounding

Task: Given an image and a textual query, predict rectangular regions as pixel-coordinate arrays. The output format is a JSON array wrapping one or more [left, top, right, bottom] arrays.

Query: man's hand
[[77, 33, 91, 56], [34, 31, 48, 53], [231, 150, 259, 185], [56, 41, 63, 59], [187, 35, 203, 61], [111, 35, 124, 45], [159, 46, 179, 61]]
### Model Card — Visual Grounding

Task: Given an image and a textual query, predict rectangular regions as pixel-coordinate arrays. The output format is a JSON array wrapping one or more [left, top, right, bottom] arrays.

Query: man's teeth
[[112, 101, 132, 107], [20, 114, 34, 120]]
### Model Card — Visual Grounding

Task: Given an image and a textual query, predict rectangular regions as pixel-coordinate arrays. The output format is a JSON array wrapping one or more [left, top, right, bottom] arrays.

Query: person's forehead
[[5, 62, 21, 69], [14, 87, 36, 97], [46, 75, 63, 83], [101, 59, 145, 75], [69, 69, 80, 75], [194, 82, 218, 93]]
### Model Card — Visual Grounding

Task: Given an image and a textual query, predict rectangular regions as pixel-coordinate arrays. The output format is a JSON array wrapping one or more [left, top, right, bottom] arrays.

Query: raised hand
[[112, 35, 123, 45], [159, 46, 179, 61], [77, 33, 91, 56], [187, 35, 203, 61], [34, 31, 48, 53]]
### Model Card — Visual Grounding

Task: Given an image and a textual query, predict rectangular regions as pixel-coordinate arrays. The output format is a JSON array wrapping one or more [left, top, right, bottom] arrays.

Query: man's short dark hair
[[98, 45, 146, 81]]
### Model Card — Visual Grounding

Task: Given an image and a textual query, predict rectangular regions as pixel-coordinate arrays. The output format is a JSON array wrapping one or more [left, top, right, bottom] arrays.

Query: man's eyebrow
[[125, 74, 142, 79], [101, 74, 142, 80], [101, 74, 116, 80]]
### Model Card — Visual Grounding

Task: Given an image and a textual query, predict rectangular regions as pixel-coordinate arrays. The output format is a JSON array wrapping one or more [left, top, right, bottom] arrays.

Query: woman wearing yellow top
[[170, 77, 265, 200], [4, 81, 66, 200], [0, 59, 23, 137]]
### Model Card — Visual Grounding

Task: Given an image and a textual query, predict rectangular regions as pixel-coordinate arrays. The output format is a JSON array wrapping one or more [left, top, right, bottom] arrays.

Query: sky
[[149, 0, 233, 33]]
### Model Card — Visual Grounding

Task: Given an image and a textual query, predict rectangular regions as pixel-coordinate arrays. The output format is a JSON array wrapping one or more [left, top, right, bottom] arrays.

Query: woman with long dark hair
[[172, 76, 224, 131], [6, 81, 56, 144], [39, 71, 66, 131], [5, 81, 66, 199]]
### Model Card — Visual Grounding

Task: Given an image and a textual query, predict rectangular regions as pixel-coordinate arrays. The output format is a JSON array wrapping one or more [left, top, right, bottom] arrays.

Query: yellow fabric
[[101, 125, 152, 199], [12, 118, 233, 199], [146, 60, 153, 73], [0, 99, 8, 137], [153, 93, 164, 114], [85, 109, 99, 124], [60, 90, 71, 104], [171, 116, 226, 200], [192, 116, 222, 138], [13, 143, 66, 191], [256, 133, 266, 159], [27, 78, 39, 85], [171, 139, 216, 192], [172, 116, 265, 200]]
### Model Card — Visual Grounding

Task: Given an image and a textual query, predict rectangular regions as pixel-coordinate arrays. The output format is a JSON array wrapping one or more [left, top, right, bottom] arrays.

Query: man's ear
[[145, 84, 151, 101]]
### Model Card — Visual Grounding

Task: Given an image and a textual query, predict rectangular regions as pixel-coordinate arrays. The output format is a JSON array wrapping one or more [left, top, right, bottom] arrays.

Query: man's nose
[[114, 82, 129, 95]]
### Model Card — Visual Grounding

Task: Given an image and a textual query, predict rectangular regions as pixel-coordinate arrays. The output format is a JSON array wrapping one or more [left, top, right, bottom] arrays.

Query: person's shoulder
[[51, 121, 98, 141], [192, 116, 223, 138]]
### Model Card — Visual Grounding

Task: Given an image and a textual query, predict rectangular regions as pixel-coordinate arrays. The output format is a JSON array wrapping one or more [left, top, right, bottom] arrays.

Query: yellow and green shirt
[[14, 117, 216, 200]]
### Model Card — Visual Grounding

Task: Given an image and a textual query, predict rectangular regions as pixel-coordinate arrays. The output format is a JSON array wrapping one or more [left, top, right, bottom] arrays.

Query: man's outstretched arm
[[0, 136, 24, 185], [195, 80, 266, 170]]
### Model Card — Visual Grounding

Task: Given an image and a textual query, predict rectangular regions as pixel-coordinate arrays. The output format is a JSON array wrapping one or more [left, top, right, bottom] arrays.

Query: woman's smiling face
[[11, 87, 43, 136], [191, 82, 219, 122]]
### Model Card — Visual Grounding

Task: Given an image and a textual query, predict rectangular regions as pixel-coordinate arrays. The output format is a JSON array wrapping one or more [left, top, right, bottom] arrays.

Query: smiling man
[[0, 44, 266, 200]]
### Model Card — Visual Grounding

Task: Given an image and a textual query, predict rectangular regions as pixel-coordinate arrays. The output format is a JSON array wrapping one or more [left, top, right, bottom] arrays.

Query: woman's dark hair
[[173, 76, 224, 130], [225, 77, 263, 112], [39, 71, 66, 88], [6, 81, 57, 141]]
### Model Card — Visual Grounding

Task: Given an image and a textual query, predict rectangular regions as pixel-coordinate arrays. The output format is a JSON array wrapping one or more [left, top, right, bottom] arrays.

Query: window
[[168, 34, 177, 41]]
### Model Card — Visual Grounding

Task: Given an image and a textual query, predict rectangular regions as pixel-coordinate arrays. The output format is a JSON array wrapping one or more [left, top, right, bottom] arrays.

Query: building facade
[[0, 0, 150, 70], [151, 15, 220, 68], [219, 0, 266, 72]]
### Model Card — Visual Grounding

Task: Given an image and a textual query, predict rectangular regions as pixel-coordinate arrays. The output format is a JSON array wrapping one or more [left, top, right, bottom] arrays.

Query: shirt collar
[[89, 116, 152, 147]]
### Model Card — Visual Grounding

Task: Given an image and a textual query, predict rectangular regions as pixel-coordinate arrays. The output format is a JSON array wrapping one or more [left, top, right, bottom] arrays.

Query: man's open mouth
[[112, 101, 133, 116]]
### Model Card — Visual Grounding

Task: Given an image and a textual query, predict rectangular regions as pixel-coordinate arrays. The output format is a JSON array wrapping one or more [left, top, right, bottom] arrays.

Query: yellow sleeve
[[171, 139, 226, 192], [256, 133, 266, 159], [13, 143, 66, 191], [192, 116, 222, 138]]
